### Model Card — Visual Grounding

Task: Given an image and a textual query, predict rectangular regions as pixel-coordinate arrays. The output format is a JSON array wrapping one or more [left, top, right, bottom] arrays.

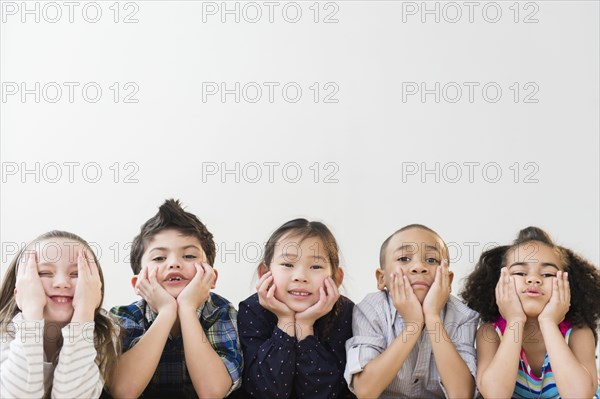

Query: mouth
[[410, 281, 431, 290], [164, 273, 187, 285], [48, 296, 73, 304], [524, 288, 543, 297], [288, 290, 311, 298]]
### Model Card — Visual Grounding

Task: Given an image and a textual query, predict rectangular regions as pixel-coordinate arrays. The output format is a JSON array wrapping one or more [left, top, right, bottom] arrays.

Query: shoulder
[[354, 291, 390, 320], [110, 299, 147, 323], [337, 295, 355, 312], [446, 295, 480, 322], [202, 292, 237, 322]]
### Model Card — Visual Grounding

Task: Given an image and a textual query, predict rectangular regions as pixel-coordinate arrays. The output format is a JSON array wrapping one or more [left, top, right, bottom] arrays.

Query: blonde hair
[[0, 230, 120, 395]]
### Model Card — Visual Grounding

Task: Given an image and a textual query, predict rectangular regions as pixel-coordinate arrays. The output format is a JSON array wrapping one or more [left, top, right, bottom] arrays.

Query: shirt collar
[[144, 293, 216, 324]]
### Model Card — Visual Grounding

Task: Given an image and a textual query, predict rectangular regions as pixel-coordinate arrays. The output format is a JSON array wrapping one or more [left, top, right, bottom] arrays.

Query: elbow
[[108, 384, 144, 399], [194, 383, 231, 399], [352, 379, 379, 399]]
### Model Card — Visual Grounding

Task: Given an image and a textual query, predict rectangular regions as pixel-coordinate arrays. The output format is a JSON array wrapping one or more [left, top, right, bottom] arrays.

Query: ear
[[131, 275, 138, 290], [334, 267, 344, 287], [376, 268, 386, 291], [257, 262, 269, 278], [211, 268, 219, 289], [448, 271, 454, 292]]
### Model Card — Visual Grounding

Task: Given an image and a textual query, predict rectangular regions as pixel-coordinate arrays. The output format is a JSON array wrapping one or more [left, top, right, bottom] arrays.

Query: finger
[[148, 266, 158, 285], [258, 275, 273, 295], [25, 251, 38, 276], [256, 271, 271, 291], [78, 249, 91, 279], [326, 277, 340, 299], [84, 248, 98, 276], [556, 271, 564, 303], [563, 272, 570, 305], [266, 283, 277, 299], [441, 259, 450, 288], [388, 273, 398, 301]]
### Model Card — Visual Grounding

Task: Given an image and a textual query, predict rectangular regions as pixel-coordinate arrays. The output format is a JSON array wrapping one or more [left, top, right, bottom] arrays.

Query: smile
[[289, 291, 311, 297], [49, 296, 73, 304]]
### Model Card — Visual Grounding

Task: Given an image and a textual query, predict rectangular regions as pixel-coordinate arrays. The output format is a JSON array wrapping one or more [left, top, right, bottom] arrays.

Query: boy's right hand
[[256, 271, 294, 320], [389, 270, 424, 324], [135, 265, 177, 314], [495, 267, 526, 323], [14, 251, 46, 320]]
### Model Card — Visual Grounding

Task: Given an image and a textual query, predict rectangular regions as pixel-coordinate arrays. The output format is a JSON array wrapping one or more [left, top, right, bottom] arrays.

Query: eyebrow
[[149, 245, 202, 253], [393, 244, 441, 253], [37, 262, 77, 268], [276, 254, 328, 262], [508, 262, 560, 270]]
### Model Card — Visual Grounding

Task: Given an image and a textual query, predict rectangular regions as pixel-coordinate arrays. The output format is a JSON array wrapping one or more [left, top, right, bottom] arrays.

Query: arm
[[238, 295, 297, 399], [351, 271, 424, 399], [539, 271, 598, 397], [476, 268, 526, 398], [178, 263, 236, 398], [51, 322, 103, 399], [423, 262, 474, 398], [1, 251, 47, 398], [0, 317, 45, 399], [294, 296, 354, 399], [107, 266, 177, 399]]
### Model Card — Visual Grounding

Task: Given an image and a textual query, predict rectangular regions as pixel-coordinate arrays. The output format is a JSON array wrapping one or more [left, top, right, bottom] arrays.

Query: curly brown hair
[[129, 199, 216, 274], [460, 226, 600, 337]]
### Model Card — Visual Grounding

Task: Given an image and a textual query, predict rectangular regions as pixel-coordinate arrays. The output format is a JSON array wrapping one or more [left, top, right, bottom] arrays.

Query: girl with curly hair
[[461, 226, 600, 399]]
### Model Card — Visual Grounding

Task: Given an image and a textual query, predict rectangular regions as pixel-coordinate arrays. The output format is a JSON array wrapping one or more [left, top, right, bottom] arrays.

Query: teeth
[[54, 297, 70, 303], [290, 291, 309, 296], [169, 276, 182, 281]]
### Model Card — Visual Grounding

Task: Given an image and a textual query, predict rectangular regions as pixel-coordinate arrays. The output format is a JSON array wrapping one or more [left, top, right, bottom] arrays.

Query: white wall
[[1, 1, 598, 324]]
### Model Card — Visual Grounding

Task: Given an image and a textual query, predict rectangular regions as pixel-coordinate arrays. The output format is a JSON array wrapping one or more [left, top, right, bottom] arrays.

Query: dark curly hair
[[460, 226, 600, 337], [129, 199, 216, 274]]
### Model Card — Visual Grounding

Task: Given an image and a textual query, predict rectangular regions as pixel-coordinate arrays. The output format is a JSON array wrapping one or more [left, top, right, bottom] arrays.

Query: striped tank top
[[493, 317, 600, 399]]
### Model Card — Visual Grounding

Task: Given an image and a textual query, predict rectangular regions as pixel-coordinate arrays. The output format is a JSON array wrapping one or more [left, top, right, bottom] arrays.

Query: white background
[[1, 1, 598, 320]]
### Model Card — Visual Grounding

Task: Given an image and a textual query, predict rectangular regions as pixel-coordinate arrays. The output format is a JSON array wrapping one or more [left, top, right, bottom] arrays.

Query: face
[[268, 234, 334, 313], [29, 238, 84, 324], [505, 242, 564, 317], [376, 228, 449, 303], [135, 229, 211, 298]]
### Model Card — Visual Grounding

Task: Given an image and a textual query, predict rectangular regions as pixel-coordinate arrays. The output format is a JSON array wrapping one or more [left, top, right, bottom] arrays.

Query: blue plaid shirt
[[110, 292, 242, 398]]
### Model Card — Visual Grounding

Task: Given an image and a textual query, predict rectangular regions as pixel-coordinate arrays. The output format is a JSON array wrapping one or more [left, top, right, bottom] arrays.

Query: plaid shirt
[[110, 292, 242, 398]]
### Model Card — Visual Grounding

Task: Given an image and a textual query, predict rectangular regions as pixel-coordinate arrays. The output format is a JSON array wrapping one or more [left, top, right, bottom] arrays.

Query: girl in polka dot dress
[[236, 219, 356, 399]]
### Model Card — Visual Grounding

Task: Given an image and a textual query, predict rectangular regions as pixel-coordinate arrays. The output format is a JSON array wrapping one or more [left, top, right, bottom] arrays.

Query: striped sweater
[[0, 313, 104, 399]]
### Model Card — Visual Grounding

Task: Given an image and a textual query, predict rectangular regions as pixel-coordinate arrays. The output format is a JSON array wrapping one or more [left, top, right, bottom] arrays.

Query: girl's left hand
[[72, 249, 102, 322], [295, 277, 340, 327], [177, 262, 215, 312], [538, 271, 570, 325]]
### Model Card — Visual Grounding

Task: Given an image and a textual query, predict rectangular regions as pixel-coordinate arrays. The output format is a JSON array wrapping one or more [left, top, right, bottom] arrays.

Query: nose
[[167, 255, 182, 269], [526, 274, 542, 285], [409, 260, 429, 274], [292, 268, 308, 283], [53, 273, 72, 288]]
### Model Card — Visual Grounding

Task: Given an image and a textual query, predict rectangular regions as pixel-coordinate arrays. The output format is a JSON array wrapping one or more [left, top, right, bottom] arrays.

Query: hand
[[72, 249, 102, 321], [388, 269, 424, 324], [495, 267, 526, 323], [177, 263, 215, 312], [538, 271, 570, 325], [256, 271, 294, 320], [14, 251, 46, 320], [295, 277, 340, 327], [135, 265, 176, 314], [422, 260, 451, 319]]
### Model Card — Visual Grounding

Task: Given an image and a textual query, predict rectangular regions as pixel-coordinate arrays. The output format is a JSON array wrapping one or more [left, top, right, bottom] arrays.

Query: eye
[[511, 272, 526, 276], [542, 273, 557, 278], [310, 264, 324, 270], [183, 255, 197, 260], [152, 257, 166, 262], [38, 272, 52, 277], [398, 256, 410, 262], [281, 263, 293, 268], [70, 272, 79, 278], [426, 257, 440, 264]]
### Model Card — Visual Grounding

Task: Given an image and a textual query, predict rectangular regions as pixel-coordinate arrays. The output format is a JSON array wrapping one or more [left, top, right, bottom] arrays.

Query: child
[[461, 226, 600, 398], [108, 199, 242, 398], [345, 224, 479, 399], [236, 218, 355, 399], [0, 230, 119, 399]]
